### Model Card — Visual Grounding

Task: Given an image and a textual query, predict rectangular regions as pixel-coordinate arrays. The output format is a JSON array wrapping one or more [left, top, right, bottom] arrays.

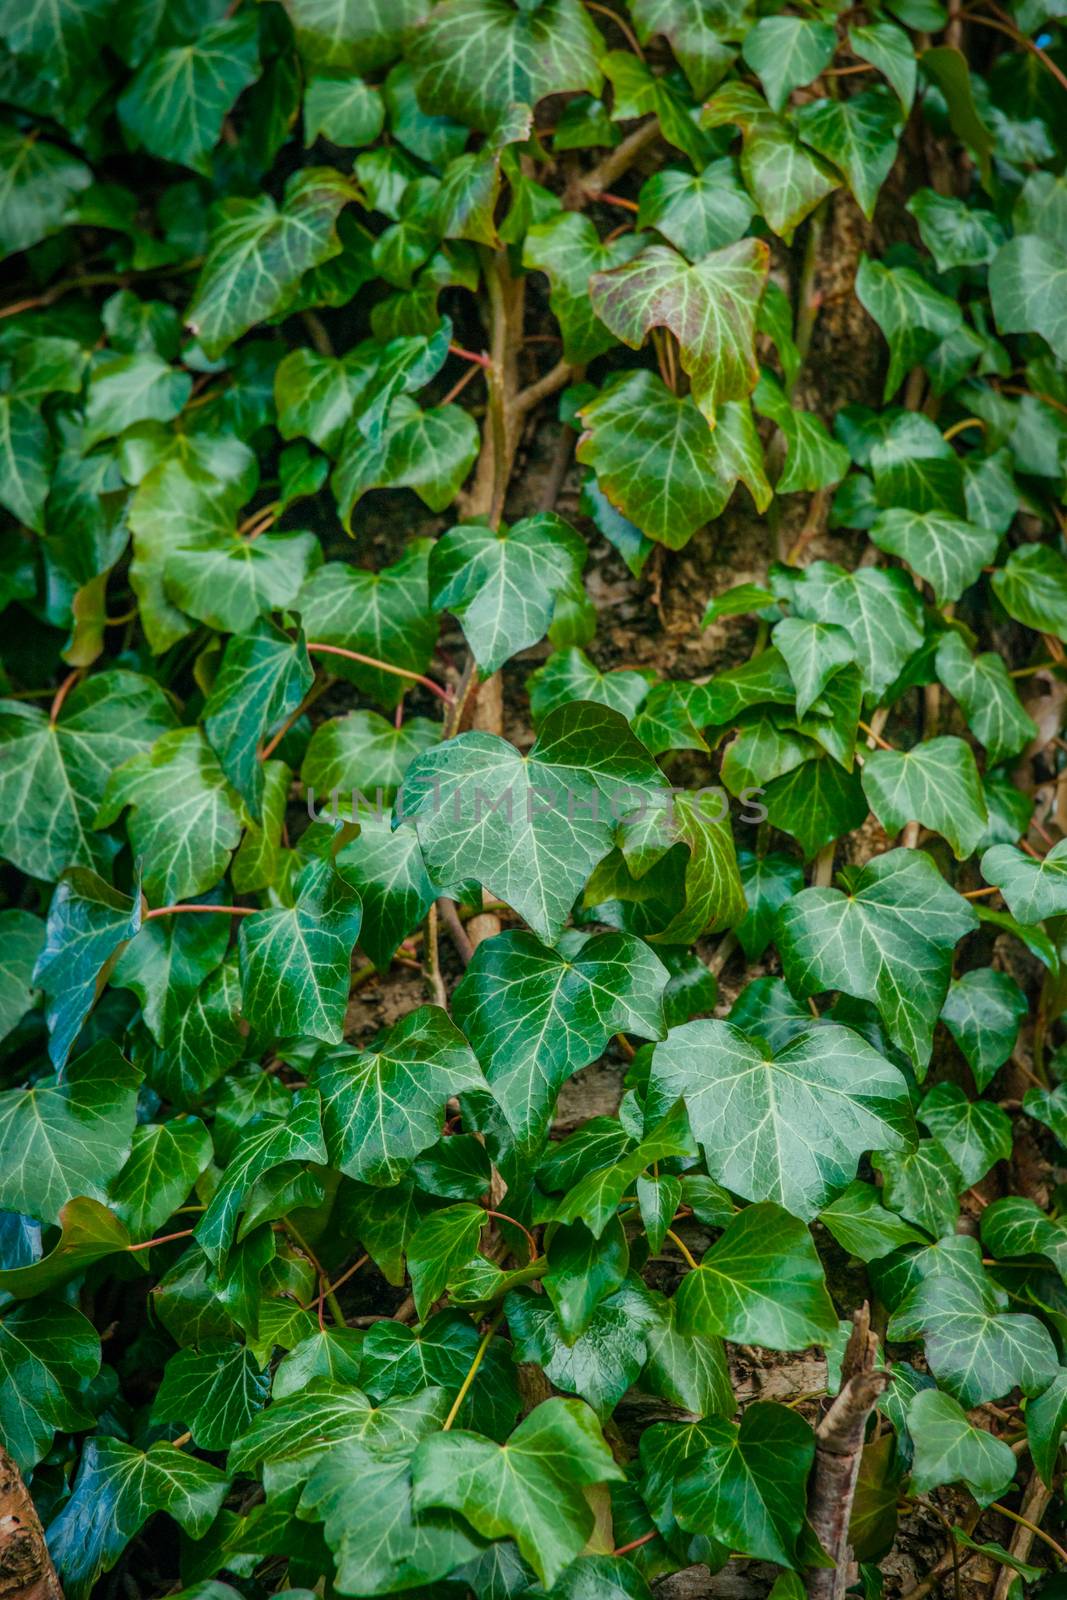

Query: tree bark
[[0, 1447, 62, 1600]]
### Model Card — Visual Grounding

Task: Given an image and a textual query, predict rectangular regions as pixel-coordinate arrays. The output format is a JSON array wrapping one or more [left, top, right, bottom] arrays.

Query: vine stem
[[144, 903, 254, 920], [259, 673, 333, 761], [49, 667, 83, 724], [482, 1209, 538, 1263], [612, 1531, 658, 1558], [307, 642, 453, 704], [857, 718, 896, 752], [441, 1311, 504, 1431], [987, 1502, 1067, 1565], [126, 1227, 195, 1252], [665, 1228, 699, 1271], [286, 1218, 345, 1327]]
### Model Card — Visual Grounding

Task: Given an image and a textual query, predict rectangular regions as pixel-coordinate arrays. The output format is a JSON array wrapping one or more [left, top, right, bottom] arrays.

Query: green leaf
[[940, 968, 1027, 1090], [920, 1084, 1012, 1187], [636, 160, 754, 261], [34, 874, 143, 1069], [96, 728, 245, 905], [429, 514, 587, 676], [907, 189, 1004, 271], [297, 540, 438, 712], [153, 1342, 269, 1450], [0, 1301, 99, 1473], [410, 0, 603, 129], [981, 839, 1067, 923], [736, 852, 803, 963], [894, 1273, 1059, 1405], [754, 372, 851, 494], [601, 51, 716, 167], [0, 909, 44, 1042], [118, 14, 259, 175], [741, 17, 835, 112], [855, 256, 964, 400], [528, 649, 654, 725], [195, 1089, 326, 1266], [0, 126, 92, 259], [398, 701, 660, 944], [794, 89, 901, 221], [304, 74, 385, 146], [702, 83, 839, 243], [819, 1180, 928, 1262], [907, 1390, 1017, 1505], [992, 542, 1067, 641], [616, 788, 746, 944], [763, 756, 869, 860], [650, 1019, 914, 1219], [506, 1278, 663, 1418], [1025, 1367, 1067, 1488], [0, 672, 178, 881], [83, 353, 192, 449], [588, 240, 769, 423], [332, 397, 480, 523], [861, 736, 988, 861], [672, 1402, 815, 1566], [777, 849, 978, 1069], [919, 46, 994, 187], [788, 560, 924, 702], [332, 815, 435, 970], [0, 1196, 130, 1300], [676, 1202, 837, 1347], [629, 0, 745, 97], [522, 212, 649, 365], [312, 1004, 484, 1184], [772, 618, 855, 721], [411, 1397, 624, 1588], [850, 22, 917, 112], [870, 508, 997, 607], [934, 631, 1036, 766], [108, 1119, 212, 1241], [453, 929, 667, 1150], [360, 1310, 520, 1438], [204, 619, 313, 818], [164, 529, 320, 637], [576, 371, 770, 547], [303, 710, 439, 803], [281, 0, 427, 72], [238, 859, 362, 1045], [187, 167, 358, 359], [48, 1437, 230, 1600]]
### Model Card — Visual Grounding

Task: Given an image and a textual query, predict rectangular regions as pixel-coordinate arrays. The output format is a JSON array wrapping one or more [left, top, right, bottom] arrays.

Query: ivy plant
[[1, 0, 1067, 1597]]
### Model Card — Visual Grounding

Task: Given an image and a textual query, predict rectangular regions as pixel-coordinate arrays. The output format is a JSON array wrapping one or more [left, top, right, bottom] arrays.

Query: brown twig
[[307, 642, 453, 704], [437, 898, 474, 965], [0, 1444, 63, 1600]]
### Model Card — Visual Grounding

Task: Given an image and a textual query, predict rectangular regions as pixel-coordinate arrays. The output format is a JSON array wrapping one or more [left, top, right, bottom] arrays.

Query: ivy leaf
[[981, 839, 1067, 923], [153, 1342, 270, 1450], [650, 1019, 914, 1219], [935, 631, 1036, 766], [819, 1180, 928, 1262], [855, 256, 964, 399], [577, 371, 770, 548], [312, 1004, 484, 1184], [676, 1202, 837, 1347], [0, 671, 178, 881], [850, 22, 917, 113], [108, 1119, 212, 1241], [0, 127, 92, 259], [635, 160, 754, 261], [673, 1408, 814, 1566], [187, 168, 358, 359], [47, 1437, 230, 1600], [788, 560, 924, 703], [281, 0, 427, 72], [736, 852, 804, 963], [238, 859, 362, 1045], [83, 353, 192, 448], [771, 618, 855, 720], [411, 1397, 624, 1588], [907, 1390, 1018, 1505], [892, 1274, 1059, 1405], [861, 736, 988, 861], [506, 1279, 663, 1419], [629, 0, 746, 98], [991, 234, 1067, 362], [588, 241, 769, 422], [300, 1436, 487, 1594], [920, 1084, 1012, 1187], [332, 398, 480, 523], [453, 929, 667, 1150], [0, 1197, 130, 1301], [96, 728, 245, 904], [303, 711, 439, 803], [741, 16, 835, 110], [702, 83, 838, 243], [163, 529, 320, 636], [410, 0, 603, 130], [194, 1089, 326, 1266], [118, 14, 259, 175], [204, 619, 313, 819], [397, 702, 660, 944], [869, 508, 997, 607], [1025, 1368, 1067, 1488], [0, 1301, 99, 1473], [794, 89, 901, 221], [528, 649, 654, 725], [522, 213, 649, 365], [304, 74, 385, 146], [429, 514, 587, 676], [777, 849, 978, 1069], [763, 756, 869, 860], [753, 373, 850, 494], [332, 816, 435, 971], [939, 968, 1027, 1090], [907, 189, 1004, 270], [360, 1310, 520, 1439], [600, 52, 716, 167], [34, 873, 143, 1070], [991, 543, 1067, 641], [297, 540, 438, 712], [0, 909, 44, 1042]]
